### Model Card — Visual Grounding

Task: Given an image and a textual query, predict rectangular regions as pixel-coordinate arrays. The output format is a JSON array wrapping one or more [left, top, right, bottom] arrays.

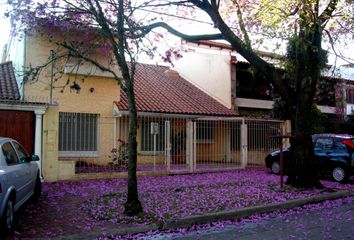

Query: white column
[[226, 128, 231, 162], [186, 120, 194, 173], [164, 120, 171, 171], [241, 120, 248, 168], [34, 109, 45, 179], [192, 121, 196, 171], [113, 117, 117, 150]]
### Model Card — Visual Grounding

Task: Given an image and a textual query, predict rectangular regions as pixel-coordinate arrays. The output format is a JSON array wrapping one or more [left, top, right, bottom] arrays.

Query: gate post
[[186, 120, 194, 172], [193, 121, 196, 171], [241, 120, 248, 168], [35, 109, 45, 179], [226, 127, 231, 162], [165, 120, 171, 172], [284, 120, 292, 147]]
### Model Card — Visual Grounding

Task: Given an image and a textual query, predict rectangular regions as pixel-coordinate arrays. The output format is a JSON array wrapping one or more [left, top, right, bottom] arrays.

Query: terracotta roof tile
[[116, 63, 238, 116], [0, 62, 20, 100]]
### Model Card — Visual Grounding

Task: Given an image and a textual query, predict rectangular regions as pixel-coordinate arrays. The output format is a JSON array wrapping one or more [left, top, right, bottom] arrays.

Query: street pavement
[[148, 203, 354, 240]]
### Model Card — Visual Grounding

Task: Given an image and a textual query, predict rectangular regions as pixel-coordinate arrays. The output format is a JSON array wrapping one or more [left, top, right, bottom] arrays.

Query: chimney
[[164, 69, 180, 78], [1, 44, 8, 63]]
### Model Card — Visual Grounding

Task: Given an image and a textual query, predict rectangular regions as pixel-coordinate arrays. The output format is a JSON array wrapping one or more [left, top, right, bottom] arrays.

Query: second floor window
[[347, 88, 354, 104]]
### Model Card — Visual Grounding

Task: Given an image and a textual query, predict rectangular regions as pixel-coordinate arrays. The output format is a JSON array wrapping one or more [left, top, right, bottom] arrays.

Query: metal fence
[[245, 119, 286, 166], [57, 113, 287, 175]]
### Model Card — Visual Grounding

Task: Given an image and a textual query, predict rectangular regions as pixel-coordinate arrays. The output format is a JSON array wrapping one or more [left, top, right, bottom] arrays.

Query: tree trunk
[[286, 97, 323, 188], [286, 18, 324, 189], [124, 76, 143, 216]]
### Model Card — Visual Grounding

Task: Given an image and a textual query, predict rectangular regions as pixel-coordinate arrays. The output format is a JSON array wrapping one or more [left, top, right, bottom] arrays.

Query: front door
[[165, 119, 190, 172]]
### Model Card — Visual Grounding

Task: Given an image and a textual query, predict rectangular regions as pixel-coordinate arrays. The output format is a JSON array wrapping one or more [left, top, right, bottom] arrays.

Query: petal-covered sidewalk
[[11, 168, 354, 239]]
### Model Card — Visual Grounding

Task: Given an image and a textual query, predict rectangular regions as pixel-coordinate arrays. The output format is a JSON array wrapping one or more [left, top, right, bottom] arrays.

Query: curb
[[162, 190, 353, 230], [52, 190, 353, 239], [51, 224, 159, 240]]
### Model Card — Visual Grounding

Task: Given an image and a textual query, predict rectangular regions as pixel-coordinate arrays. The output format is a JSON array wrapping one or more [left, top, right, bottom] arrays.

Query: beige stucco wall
[[173, 47, 233, 109], [42, 105, 60, 181], [117, 117, 166, 165], [196, 125, 236, 163], [24, 34, 120, 165]]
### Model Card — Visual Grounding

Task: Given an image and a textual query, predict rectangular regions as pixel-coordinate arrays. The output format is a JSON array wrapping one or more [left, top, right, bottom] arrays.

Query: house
[[173, 40, 351, 118], [9, 30, 282, 179]]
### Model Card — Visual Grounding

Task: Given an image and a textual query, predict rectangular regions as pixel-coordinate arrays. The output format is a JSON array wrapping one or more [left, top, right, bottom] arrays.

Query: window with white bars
[[140, 120, 165, 152], [59, 112, 99, 155], [196, 121, 215, 143]]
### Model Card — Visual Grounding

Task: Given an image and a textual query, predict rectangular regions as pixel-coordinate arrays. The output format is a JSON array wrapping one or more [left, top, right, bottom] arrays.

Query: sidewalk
[[9, 168, 354, 239]]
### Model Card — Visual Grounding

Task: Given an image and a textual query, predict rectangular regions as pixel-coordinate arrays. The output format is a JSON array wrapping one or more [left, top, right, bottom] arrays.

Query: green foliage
[[271, 97, 287, 119], [310, 105, 328, 134]]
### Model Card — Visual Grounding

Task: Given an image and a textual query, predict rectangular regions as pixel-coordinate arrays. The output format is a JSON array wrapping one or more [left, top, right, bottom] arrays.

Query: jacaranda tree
[[143, 0, 353, 188], [7, 0, 166, 216]]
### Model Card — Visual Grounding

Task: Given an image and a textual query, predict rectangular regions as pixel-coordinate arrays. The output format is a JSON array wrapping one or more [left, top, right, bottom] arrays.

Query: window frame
[[346, 88, 354, 104], [196, 121, 215, 144], [139, 120, 165, 154], [58, 112, 100, 157]]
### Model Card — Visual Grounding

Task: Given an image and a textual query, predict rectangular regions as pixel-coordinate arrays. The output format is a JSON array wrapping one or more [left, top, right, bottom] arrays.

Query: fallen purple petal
[[11, 168, 354, 238]]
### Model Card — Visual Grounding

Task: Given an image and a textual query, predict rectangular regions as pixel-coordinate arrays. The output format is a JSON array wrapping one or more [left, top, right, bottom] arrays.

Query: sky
[[0, 1, 352, 70], [0, 3, 10, 61]]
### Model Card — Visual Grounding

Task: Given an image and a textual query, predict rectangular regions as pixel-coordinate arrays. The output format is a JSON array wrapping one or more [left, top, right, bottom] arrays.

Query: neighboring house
[[0, 61, 50, 179], [173, 40, 351, 118], [344, 80, 354, 117]]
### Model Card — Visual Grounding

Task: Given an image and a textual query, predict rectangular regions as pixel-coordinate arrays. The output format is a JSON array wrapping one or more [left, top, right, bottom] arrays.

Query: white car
[[0, 137, 41, 235]]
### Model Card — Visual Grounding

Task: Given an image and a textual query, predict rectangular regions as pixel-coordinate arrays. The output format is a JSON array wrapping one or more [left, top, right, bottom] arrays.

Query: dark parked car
[[265, 134, 354, 183], [0, 137, 41, 235]]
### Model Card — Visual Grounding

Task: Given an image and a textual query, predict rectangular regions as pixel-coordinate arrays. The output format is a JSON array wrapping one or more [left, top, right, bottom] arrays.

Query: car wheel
[[332, 167, 347, 183], [0, 199, 14, 235], [271, 161, 280, 174]]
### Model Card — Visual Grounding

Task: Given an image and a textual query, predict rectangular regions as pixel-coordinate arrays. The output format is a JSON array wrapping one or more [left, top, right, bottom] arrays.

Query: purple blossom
[[12, 168, 354, 238]]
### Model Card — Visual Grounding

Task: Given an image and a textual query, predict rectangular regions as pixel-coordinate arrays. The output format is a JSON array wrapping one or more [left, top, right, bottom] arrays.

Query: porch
[[67, 113, 289, 177]]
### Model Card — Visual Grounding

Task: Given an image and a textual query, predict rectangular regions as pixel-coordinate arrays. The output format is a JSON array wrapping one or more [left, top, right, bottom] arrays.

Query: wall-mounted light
[[70, 82, 81, 93]]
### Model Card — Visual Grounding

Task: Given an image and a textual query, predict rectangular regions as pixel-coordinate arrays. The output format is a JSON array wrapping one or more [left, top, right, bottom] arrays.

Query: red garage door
[[0, 110, 35, 154]]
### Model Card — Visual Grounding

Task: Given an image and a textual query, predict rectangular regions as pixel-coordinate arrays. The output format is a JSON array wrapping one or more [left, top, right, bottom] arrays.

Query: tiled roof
[[116, 63, 238, 116], [0, 62, 20, 100]]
